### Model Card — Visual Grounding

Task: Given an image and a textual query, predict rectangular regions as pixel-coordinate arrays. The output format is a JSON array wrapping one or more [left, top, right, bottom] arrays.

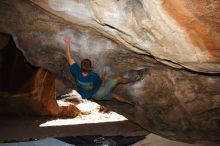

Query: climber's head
[[81, 59, 92, 73]]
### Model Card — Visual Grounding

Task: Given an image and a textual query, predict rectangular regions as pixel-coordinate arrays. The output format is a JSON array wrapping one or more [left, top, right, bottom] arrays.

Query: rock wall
[[0, 36, 60, 116], [0, 0, 219, 142], [31, 0, 220, 73]]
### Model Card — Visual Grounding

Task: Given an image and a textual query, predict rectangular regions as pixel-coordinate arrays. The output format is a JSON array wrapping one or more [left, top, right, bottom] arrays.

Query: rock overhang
[[0, 0, 220, 143]]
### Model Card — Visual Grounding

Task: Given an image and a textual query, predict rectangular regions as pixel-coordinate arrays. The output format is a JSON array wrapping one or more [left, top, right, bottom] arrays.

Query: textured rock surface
[[0, 35, 80, 117], [111, 66, 220, 142], [0, 45, 59, 115], [31, 0, 220, 73], [0, 0, 219, 142]]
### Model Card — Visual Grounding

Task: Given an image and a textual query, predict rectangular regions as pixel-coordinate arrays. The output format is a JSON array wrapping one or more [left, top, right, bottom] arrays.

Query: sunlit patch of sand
[[40, 90, 127, 127]]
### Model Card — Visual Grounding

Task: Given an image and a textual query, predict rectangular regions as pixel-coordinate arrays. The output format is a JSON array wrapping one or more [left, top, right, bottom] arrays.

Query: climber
[[64, 35, 139, 105]]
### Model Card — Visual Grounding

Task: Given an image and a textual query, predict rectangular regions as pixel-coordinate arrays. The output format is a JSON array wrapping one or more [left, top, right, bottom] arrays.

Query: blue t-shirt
[[70, 63, 102, 99]]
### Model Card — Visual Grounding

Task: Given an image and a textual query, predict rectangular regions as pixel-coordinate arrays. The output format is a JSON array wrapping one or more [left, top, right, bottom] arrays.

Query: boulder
[[0, 0, 219, 142]]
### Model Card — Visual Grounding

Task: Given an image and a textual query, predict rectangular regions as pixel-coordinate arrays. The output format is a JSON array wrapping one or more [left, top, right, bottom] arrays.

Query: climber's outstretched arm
[[64, 35, 75, 65]]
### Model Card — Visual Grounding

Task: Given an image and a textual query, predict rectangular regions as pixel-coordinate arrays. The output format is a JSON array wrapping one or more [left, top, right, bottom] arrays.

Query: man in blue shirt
[[64, 35, 137, 104], [70, 59, 102, 99]]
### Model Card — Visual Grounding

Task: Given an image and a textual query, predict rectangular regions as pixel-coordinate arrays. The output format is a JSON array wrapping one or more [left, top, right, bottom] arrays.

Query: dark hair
[[81, 59, 92, 72]]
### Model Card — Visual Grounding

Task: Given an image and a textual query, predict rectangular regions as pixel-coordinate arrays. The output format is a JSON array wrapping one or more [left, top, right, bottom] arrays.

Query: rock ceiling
[[0, 0, 219, 143]]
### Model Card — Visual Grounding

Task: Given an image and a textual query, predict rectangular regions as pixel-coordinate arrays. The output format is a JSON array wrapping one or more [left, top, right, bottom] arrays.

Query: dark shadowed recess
[[0, 33, 39, 115], [0, 33, 58, 115], [0, 33, 38, 93]]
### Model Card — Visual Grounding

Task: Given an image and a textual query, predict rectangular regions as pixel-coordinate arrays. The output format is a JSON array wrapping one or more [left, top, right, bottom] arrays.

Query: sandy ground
[[0, 138, 74, 146], [132, 134, 220, 146], [0, 98, 148, 142], [0, 115, 148, 142], [0, 94, 218, 145]]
